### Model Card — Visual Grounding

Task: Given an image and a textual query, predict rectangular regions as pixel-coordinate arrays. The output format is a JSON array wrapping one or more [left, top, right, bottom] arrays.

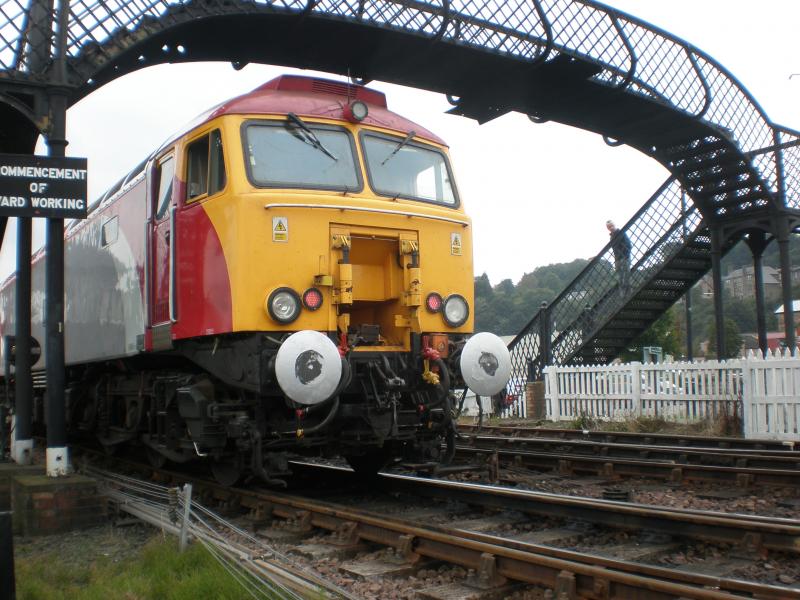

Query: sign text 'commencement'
[[0, 154, 88, 219]]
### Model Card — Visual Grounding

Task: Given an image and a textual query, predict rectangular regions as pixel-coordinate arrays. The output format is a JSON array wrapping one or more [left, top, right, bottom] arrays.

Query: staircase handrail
[[509, 174, 679, 350], [547, 203, 705, 356]]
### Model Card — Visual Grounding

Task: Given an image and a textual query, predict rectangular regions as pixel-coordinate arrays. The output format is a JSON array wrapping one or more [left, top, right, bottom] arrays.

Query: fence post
[[546, 366, 559, 420], [179, 483, 193, 552], [630, 362, 642, 417], [741, 351, 754, 438]]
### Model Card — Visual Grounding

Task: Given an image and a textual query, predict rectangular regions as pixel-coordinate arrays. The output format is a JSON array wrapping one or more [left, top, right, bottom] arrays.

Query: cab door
[[149, 154, 175, 349]]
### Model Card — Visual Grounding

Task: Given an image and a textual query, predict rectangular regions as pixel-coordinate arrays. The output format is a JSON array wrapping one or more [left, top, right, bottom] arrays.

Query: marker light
[[426, 292, 443, 313], [344, 100, 369, 123], [442, 294, 469, 327], [303, 288, 323, 311], [267, 287, 301, 324]]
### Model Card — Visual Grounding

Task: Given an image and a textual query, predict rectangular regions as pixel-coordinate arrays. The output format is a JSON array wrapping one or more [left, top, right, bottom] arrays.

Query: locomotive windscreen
[[361, 133, 457, 205], [244, 121, 360, 191]]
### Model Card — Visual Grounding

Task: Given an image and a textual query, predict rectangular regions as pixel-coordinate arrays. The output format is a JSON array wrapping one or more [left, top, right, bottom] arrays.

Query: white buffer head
[[275, 330, 343, 405], [460, 332, 512, 396]]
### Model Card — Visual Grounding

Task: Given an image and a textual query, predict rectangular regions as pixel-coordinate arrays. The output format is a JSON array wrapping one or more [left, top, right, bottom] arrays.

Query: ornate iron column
[[44, 0, 70, 477], [537, 301, 550, 381], [710, 226, 726, 358], [776, 217, 796, 353], [12, 217, 33, 464], [680, 190, 693, 360], [10, 0, 52, 466], [744, 231, 769, 355], [684, 291, 693, 360]]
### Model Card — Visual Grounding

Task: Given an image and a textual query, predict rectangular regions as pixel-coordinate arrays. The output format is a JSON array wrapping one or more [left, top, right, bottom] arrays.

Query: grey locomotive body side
[[0, 175, 147, 374]]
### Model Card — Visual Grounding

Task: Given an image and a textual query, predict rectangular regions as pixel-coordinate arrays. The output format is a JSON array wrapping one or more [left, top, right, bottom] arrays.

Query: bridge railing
[[776, 128, 800, 210], [0, 1, 788, 132], [2, 0, 797, 206]]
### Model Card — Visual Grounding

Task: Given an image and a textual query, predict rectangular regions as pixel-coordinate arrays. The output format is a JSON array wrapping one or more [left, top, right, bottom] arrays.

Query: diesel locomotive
[[0, 75, 511, 485]]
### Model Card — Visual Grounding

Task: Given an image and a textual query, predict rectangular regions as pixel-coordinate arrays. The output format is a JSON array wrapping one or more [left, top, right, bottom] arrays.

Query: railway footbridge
[[1, 0, 799, 400]]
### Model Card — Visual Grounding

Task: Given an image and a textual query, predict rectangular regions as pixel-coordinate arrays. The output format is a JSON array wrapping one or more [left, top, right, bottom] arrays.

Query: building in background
[[774, 300, 800, 332], [724, 266, 781, 300]]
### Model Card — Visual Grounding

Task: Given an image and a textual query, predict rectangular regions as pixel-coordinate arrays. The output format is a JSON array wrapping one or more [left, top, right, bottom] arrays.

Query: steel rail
[[457, 424, 797, 452], [281, 462, 800, 553], [354, 468, 800, 553], [256, 493, 795, 600], [457, 432, 800, 467], [454, 443, 800, 487], [82, 455, 800, 600], [461, 432, 800, 463]]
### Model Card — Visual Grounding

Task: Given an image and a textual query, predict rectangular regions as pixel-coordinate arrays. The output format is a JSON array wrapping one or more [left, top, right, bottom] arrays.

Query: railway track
[[453, 437, 800, 487], [81, 452, 800, 599], [290, 463, 800, 554], [457, 424, 797, 452]]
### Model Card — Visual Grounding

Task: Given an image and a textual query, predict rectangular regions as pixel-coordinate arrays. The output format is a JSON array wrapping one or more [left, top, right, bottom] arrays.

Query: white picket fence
[[742, 351, 800, 440], [541, 350, 800, 440]]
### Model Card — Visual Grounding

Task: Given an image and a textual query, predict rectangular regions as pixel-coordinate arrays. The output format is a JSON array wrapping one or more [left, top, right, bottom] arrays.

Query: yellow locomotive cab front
[[211, 114, 478, 352]]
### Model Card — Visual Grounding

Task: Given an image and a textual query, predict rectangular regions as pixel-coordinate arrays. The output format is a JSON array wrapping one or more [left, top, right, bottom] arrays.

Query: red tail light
[[426, 292, 443, 313], [303, 288, 323, 311]]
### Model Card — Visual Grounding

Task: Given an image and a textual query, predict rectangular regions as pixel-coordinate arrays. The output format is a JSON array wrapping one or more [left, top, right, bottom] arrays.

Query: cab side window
[[155, 156, 175, 221], [187, 129, 226, 201]]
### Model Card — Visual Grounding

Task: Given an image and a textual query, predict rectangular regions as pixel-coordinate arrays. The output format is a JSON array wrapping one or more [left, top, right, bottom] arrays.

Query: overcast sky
[[1, 0, 798, 285]]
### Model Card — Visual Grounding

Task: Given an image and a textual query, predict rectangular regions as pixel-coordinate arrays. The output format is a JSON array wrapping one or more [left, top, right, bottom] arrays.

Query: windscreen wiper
[[287, 112, 338, 161], [381, 130, 416, 166]]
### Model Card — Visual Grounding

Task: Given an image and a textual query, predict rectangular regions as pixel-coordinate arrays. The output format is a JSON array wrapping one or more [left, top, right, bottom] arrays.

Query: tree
[[474, 272, 493, 297], [706, 318, 743, 359], [619, 307, 682, 362]]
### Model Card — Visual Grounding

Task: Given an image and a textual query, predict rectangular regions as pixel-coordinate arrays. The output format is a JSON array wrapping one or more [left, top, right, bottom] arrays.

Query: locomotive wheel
[[345, 450, 392, 477], [146, 447, 167, 469], [211, 457, 243, 486]]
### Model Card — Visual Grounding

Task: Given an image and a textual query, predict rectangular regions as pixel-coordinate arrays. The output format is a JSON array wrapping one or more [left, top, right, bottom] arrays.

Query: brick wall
[[0, 464, 42, 512], [12, 474, 107, 536]]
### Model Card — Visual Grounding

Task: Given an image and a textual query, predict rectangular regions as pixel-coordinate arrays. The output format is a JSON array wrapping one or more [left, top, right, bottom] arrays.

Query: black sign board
[[2, 335, 41, 366], [0, 153, 88, 219]]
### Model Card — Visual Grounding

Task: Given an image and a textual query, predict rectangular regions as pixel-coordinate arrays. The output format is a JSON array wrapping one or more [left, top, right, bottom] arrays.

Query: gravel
[[447, 467, 800, 519], [14, 522, 157, 569]]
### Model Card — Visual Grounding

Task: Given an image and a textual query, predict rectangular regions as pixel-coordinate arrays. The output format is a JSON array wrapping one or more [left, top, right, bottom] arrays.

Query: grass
[[561, 409, 743, 437], [15, 534, 261, 600], [464, 405, 744, 437]]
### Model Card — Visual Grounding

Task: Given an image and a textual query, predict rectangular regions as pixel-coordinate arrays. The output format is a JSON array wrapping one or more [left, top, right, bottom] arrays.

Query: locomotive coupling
[[459, 332, 512, 396], [275, 330, 345, 405]]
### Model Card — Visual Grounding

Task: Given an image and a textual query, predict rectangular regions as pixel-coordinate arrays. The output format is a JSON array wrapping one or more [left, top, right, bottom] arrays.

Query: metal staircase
[[508, 121, 800, 390], [508, 177, 722, 388]]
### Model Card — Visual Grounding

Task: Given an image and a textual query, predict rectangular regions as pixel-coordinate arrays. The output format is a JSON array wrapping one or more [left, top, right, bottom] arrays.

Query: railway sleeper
[[552, 570, 577, 600], [465, 552, 507, 590], [90, 455, 800, 599]]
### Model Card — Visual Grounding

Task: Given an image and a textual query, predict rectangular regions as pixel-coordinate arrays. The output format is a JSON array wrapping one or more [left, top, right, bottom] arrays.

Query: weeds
[[558, 405, 743, 437], [16, 536, 259, 600], [566, 412, 598, 430]]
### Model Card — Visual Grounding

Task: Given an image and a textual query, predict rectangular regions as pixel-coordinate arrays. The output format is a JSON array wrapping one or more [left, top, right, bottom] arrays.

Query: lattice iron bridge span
[[1, 0, 799, 387]]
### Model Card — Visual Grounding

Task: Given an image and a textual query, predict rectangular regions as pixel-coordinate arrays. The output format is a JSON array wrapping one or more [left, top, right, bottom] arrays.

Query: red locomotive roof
[[192, 75, 446, 146]]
